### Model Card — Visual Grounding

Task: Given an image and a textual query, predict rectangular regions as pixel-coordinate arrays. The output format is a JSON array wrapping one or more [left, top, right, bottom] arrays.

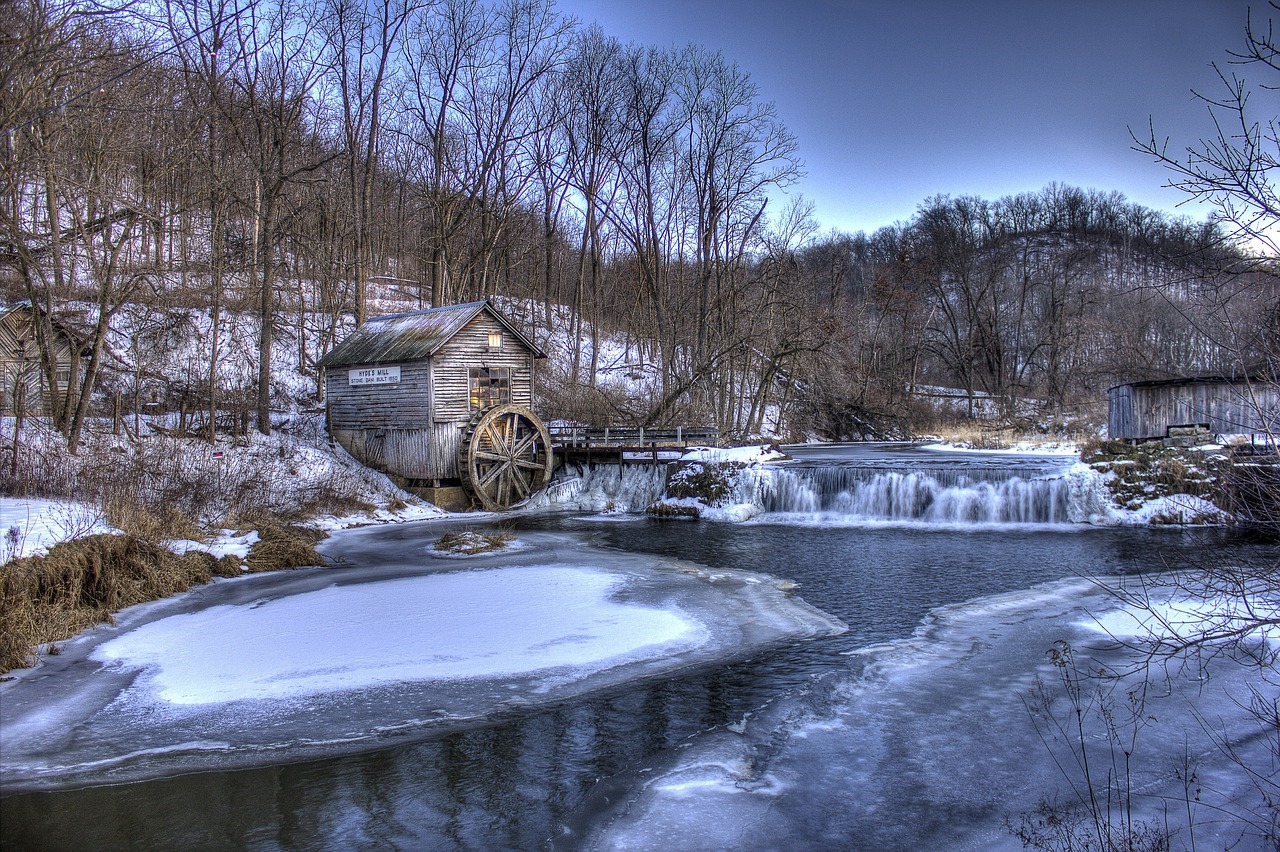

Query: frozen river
[[2, 444, 1278, 849]]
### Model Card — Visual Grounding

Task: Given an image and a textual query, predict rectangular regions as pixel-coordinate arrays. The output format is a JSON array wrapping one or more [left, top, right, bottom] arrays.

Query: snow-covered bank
[[0, 414, 446, 556], [0, 499, 117, 561], [0, 524, 844, 791], [920, 440, 1080, 456]]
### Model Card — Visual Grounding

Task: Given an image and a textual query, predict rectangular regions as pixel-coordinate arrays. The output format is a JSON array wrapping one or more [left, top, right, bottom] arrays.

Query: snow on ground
[[0, 499, 117, 562], [920, 441, 1080, 456], [1107, 493, 1231, 525], [306, 500, 447, 531], [91, 565, 702, 705], [681, 444, 786, 464], [165, 530, 260, 561], [1078, 581, 1280, 650]]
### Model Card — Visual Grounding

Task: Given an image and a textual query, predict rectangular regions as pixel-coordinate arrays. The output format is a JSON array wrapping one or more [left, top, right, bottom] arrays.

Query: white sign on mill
[[349, 365, 401, 386]]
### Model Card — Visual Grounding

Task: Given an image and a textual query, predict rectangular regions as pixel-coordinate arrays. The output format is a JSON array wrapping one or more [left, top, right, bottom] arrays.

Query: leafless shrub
[[1015, 642, 1176, 852]]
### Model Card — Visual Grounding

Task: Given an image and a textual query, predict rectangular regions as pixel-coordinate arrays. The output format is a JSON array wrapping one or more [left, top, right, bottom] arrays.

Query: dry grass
[[923, 423, 1016, 450], [0, 534, 242, 672], [102, 496, 205, 543], [243, 519, 326, 572], [0, 514, 329, 673]]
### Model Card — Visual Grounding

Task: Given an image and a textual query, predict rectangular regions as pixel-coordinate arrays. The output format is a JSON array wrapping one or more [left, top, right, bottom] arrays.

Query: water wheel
[[458, 403, 554, 511]]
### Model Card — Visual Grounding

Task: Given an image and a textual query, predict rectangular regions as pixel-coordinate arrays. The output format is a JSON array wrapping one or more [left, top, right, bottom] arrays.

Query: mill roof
[[317, 300, 545, 368], [0, 302, 90, 348], [1109, 361, 1279, 392]]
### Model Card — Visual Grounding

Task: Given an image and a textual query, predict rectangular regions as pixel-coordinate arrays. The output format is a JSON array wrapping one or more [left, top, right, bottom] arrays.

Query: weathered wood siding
[[1109, 380, 1279, 440], [1107, 384, 1134, 440], [430, 315, 535, 422], [325, 360, 431, 430], [326, 360, 441, 478], [330, 426, 445, 480], [0, 308, 76, 416]]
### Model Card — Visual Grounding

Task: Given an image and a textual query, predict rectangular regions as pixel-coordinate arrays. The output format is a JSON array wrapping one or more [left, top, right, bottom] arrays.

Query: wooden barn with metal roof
[[1108, 366, 1279, 442], [318, 300, 553, 511]]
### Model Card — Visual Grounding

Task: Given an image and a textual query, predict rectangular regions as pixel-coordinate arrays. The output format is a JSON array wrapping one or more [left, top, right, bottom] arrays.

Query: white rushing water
[[758, 464, 1106, 524], [544, 448, 1109, 527]]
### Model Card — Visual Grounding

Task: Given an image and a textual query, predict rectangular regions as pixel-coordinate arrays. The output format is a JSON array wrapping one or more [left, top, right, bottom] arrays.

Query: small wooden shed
[[318, 300, 552, 510], [0, 303, 81, 416], [1108, 369, 1279, 441]]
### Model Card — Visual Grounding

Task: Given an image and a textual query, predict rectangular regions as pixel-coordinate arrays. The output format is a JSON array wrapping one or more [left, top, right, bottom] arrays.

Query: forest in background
[[3, 0, 1278, 444]]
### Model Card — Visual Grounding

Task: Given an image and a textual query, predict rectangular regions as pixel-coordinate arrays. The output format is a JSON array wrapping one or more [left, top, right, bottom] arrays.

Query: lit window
[[469, 367, 510, 410], [488, 332, 503, 351]]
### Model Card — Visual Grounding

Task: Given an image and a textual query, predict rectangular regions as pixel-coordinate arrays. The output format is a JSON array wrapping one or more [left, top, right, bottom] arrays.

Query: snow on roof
[[317, 300, 545, 368]]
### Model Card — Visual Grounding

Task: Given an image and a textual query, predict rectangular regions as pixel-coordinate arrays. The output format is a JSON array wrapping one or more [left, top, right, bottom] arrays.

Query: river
[[2, 444, 1277, 849]]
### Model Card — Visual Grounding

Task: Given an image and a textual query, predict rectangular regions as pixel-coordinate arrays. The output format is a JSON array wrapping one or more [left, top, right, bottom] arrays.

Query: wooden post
[[11, 379, 24, 481]]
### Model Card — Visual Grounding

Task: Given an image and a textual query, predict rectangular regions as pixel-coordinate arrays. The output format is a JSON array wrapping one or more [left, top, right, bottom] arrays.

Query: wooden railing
[[548, 426, 719, 449]]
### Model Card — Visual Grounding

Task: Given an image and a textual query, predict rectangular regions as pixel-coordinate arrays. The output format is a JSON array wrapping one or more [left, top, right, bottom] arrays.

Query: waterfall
[[758, 463, 1096, 525], [536, 453, 1108, 526], [536, 463, 669, 513]]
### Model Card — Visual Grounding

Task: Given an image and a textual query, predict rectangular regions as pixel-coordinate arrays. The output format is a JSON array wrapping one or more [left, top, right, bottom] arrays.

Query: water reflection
[[3, 664, 768, 851]]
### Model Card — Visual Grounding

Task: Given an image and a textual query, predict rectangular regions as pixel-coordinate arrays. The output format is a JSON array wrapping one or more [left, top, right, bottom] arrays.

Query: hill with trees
[[3, 0, 1276, 446]]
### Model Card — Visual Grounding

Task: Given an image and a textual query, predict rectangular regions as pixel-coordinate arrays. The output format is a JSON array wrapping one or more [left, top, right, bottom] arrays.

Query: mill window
[[469, 367, 510, 410]]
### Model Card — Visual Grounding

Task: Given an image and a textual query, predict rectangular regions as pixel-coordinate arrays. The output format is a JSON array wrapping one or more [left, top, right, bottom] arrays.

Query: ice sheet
[[588, 576, 1280, 850], [92, 566, 701, 704]]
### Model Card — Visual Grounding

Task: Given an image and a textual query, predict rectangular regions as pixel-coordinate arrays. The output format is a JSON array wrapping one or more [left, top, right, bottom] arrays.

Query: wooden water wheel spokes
[[459, 403, 554, 511]]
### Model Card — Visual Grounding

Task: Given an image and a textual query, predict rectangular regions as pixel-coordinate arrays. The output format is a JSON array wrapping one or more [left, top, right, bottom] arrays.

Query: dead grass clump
[[102, 496, 205, 544], [294, 493, 378, 520], [244, 521, 326, 572], [924, 422, 1015, 449], [0, 534, 237, 672], [433, 529, 513, 555]]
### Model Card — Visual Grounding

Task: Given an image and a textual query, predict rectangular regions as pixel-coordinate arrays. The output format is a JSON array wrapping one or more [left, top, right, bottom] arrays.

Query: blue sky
[[554, 0, 1269, 235]]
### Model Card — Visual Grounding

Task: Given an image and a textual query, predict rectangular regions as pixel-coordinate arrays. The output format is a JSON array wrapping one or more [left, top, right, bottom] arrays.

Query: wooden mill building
[[318, 300, 552, 511], [1108, 367, 1279, 442], [0, 303, 81, 416]]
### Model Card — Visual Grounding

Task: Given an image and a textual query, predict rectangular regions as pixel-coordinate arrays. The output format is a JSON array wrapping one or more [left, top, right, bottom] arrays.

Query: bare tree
[[165, 0, 248, 441], [319, 0, 422, 326], [220, 0, 331, 435]]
